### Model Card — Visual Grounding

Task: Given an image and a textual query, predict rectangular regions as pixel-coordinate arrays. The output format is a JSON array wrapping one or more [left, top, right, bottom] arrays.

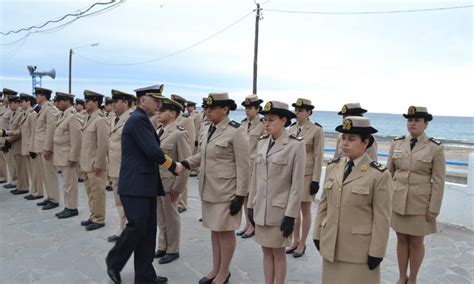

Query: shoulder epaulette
[[394, 135, 405, 141], [71, 109, 77, 114], [289, 134, 303, 141], [183, 113, 190, 118], [258, 133, 270, 140], [314, 122, 322, 128], [176, 124, 185, 131], [98, 112, 105, 117], [228, 120, 240, 128], [241, 117, 248, 122], [328, 156, 341, 165], [290, 121, 297, 127], [260, 117, 265, 122], [370, 161, 386, 172], [429, 137, 442, 145]]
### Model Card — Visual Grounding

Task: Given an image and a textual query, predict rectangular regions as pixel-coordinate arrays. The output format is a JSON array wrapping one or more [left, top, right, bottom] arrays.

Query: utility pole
[[252, 3, 261, 95], [68, 49, 73, 94]]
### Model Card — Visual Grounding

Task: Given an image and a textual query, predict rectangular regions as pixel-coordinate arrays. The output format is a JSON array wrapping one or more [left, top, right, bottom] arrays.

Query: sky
[[0, 0, 473, 116]]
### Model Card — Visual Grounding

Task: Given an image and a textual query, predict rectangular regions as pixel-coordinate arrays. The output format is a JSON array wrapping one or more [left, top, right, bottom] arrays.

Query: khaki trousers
[[84, 170, 107, 224], [39, 153, 59, 203], [6, 151, 17, 185], [14, 154, 29, 192], [60, 165, 79, 209], [0, 151, 7, 181], [157, 192, 181, 253], [110, 177, 126, 234], [29, 156, 44, 196], [178, 186, 188, 209]]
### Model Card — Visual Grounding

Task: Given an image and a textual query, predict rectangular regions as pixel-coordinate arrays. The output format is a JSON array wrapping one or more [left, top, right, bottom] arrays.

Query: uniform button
[[336, 204, 340, 208], [264, 177, 267, 181], [338, 188, 341, 192], [335, 221, 338, 224]]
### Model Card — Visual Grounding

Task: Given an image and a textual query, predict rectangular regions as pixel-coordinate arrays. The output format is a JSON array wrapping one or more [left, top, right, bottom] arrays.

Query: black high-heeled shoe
[[293, 246, 306, 258], [224, 272, 231, 284], [198, 276, 215, 284], [285, 245, 298, 254]]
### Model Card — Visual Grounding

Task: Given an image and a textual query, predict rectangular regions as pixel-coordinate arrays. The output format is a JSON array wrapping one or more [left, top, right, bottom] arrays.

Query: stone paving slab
[[1, 176, 473, 283]]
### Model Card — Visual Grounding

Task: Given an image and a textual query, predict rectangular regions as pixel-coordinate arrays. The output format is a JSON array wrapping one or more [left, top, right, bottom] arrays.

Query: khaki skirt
[[201, 200, 241, 232], [255, 224, 291, 248], [391, 212, 437, 236], [300, 174, 315, 202], [322, 258, 380, 284]]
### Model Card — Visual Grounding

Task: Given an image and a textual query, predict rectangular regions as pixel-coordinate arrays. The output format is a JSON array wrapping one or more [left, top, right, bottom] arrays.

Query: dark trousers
[[106, 195, 158, 281]]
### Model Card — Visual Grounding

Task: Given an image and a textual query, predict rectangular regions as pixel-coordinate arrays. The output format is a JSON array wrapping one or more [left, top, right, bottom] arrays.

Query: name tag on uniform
[[394, 149, 402, 153]]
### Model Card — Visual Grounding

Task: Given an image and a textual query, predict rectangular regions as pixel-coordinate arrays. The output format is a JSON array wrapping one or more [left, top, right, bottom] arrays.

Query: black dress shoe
[[106, 185, 113, 191], [78, 177, 84, 182], [85, 222, 105, 231], [241, 231, 255, 239], [57, 208, 79, 219], [293, 246, 306, 258], [37, 199, 49, 206], [154, 249, 166, 258], [55, 208, 67, 217], [178, 207, 187, 213], [198, 276, 215, 284], [11, 189, 28, 195], [108, 235, 120, 242], [26, 195, 43, 200], [0, 179, 7, 183], [24, 194, 33, 199], [3, 183, 16, 189], [159, 253, 179, 264], [236, 230, 246, 236], [42, 202, 59, 210], [107, 267, 121, 284], [81, 219, 92, 226]]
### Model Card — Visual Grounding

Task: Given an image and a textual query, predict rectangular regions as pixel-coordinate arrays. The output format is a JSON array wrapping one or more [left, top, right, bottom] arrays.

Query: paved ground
[[1, 176, 473, 284]]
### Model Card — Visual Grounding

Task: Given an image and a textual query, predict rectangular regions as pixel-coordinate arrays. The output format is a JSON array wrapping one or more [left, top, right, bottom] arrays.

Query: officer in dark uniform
[[105, 85, 185, 284]]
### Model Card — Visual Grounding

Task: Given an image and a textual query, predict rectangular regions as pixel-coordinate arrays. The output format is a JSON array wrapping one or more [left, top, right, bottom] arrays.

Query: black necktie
[[267, 140, 275, 155], [343, 160, 354, 182], [248, 121, 251, 130], [297, 127, 302, 136], [158, 128, 165, 138], [114, 116, 119, 125], [410, 138, 417, 150], [60, 112, 64, 120], [207, 125, 216, 142], [87, 115, 90, 123]]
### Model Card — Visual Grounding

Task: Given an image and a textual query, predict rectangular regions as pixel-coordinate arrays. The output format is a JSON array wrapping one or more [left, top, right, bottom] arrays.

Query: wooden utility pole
[[68, 48, 73, 94], [252, 3, 261, 95]]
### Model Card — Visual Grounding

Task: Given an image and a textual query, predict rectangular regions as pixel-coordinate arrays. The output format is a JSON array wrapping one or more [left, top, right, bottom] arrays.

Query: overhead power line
[[264, 5, 474, 15], [75, 9, 255, 66]]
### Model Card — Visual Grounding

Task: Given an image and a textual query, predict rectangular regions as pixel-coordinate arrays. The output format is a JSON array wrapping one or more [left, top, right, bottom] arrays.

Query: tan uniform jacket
[[150, 113, 162, 130], [191, 110, 202, 144], [186, 117, 250, 202], [108, 109, 131, 178], [80, 109, 109, 172], [0, 106, 8, 147], [53, 106, 82, 167], [20, 108, 36, 156], [158, 122, 191, 193], [334, 133, 378, 161], [314, 154, 392, 263], [197, 113, 209, 146], [387, 133, 445, 215], [176, 113, 196, 149], [105, 110, 116, 128], [33, 101, 58, 153], [241, 115, 265, 160], [289, 121, 324, 182], [247, 131, 306, 226], [7, 109, 24, 155]]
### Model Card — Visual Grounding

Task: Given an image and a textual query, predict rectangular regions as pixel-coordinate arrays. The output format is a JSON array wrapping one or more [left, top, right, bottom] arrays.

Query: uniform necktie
[[410, 137, 417, 150], [158, 127, 165, 138], [114, 116, 119, 125], [207, 125, 216, 142], [59, 112, 64, 120], [267, 139, 275, 155], [248, 121, 251, 130], [87, 115, 90, 123], [343, 160, 354, 182], [297, 127, 302, 136]]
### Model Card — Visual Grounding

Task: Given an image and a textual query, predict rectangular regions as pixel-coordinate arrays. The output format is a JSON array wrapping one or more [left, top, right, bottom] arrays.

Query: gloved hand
[[313, 239, 320, 251], [229, 195, 244, 216], [280, 216, 295, 238], [367, 255, 383, 270], [248, 208, 255, 227], [29, 152, 37, 159], [180, 160, 190, 170], [310, 181, 319, 195]]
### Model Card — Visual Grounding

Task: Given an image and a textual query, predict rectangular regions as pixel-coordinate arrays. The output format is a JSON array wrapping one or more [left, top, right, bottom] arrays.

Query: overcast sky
[[1, 0, 472, 116]]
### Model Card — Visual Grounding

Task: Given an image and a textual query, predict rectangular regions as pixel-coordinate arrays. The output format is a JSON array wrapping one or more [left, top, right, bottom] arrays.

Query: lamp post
[[68, 42, 99, 93]]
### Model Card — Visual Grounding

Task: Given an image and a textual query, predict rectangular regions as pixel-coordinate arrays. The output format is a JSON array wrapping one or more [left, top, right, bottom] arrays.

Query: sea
[[222, 110, 474, 146]]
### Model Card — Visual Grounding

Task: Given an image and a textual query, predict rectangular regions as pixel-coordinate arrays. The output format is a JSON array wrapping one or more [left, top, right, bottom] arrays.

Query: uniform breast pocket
[[270, 157, 288, 175], [416, 156, 433, 171], [214, 141, 232, 157], [161, 143, 174, 155], [350, 187, 371, 206]]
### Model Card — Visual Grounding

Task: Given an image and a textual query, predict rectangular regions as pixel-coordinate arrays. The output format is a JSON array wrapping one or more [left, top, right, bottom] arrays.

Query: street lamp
[[68, 42, 99, 93]]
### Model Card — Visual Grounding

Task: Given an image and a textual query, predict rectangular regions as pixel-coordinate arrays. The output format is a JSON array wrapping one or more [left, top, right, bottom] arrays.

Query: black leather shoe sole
[[158, 253, 179, 264], [42, 202, 59, 210], [85, 222, 105, 231], [11, 190, 28, 195], [81, 219, 92, 226], [57, 209, 79, 219], [37, 200, 49, 206], [3, 183, 16, 189], [154, 250, 166, 258]]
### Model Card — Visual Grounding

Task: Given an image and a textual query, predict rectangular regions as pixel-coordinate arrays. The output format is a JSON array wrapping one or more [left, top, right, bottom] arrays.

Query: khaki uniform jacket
[[247, 131, 306, 226], [289, 121, 324, 182], [80, 109, 109, 172], [7, 109, 24, 155], [387, 133, 445, 215], [241, 115, 265, 161], [191, 110, 202, 144], [0, 105, 8, 147], [105, 110, 116, 128], [335, 133, 378, 161], [53, 106, 82, 167], [176, 113, 196, 149], [150, 113, 162, 130], [186, 117, 250, 202], [108, 109, 131, 178], [158, 122, 192, 193], [20, 108, 36, 156], [197, 112, 209, 146], [314, 154, 392, 263], [32, 101, 58, 153]]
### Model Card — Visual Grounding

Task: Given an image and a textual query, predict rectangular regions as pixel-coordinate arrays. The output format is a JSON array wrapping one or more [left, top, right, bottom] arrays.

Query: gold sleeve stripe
[[161, 155, 173, 169]]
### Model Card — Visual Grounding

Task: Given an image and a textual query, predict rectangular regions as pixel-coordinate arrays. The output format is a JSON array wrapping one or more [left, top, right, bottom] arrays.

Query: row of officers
[[0, 86, 445, 284]]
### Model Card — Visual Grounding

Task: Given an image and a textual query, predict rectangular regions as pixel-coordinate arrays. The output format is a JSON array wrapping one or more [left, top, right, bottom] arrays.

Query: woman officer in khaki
[[236, 94, 265, 239], [314, 116, 392, 284], [286, 98, 324, 257], [182, 93, 249, 284], [387, 106, 445, 284], [247, 101, 305, 284]]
